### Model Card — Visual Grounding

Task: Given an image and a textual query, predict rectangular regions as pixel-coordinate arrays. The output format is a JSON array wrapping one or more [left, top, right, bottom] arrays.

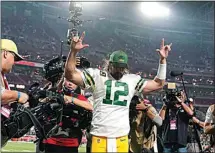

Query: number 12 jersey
[[80, 68, 147, 137]]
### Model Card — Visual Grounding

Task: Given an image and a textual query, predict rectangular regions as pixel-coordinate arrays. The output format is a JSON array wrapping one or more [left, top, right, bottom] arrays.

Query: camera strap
[[20, 107, 47, 140]]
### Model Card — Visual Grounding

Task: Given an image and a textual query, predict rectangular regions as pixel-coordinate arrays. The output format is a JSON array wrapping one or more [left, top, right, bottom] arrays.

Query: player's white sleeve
[[80, 68, 97, 91], [135, 76, 148, 93], [87, 96, 94, 106], [1, 86, 5, 94], [205, 106, 213, 123]]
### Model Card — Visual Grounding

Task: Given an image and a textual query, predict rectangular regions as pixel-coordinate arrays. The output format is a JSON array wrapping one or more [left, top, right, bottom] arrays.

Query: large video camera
[[1, 83, 64, 147], [43, 56, 67, 84], [163, 83, 181, 108], [44, 56, 90, 84]]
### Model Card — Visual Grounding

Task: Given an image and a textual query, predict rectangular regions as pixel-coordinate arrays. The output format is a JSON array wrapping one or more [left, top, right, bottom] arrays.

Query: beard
[[111, 72, 123, 80]]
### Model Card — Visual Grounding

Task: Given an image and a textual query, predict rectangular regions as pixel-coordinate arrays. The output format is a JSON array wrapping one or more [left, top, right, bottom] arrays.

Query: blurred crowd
[[1, 11, 214, 107], [1, 15, 214, 75], [1, 16, 60, 62]]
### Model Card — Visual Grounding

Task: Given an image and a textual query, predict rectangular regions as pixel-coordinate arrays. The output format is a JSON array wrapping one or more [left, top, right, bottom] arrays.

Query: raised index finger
[[160, 38, 164, 49], [80, 31, 85, 41]]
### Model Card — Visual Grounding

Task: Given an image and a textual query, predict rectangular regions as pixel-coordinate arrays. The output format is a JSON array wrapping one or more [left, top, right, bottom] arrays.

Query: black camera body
[[43, 56, 67, 84], [61, 86, 92, 130], [62, 103, 92, 130], [77, 57, 91, 69], [43, 56, 90, 85], [1, 84, 64, 147], [163, 83, 181, 108]]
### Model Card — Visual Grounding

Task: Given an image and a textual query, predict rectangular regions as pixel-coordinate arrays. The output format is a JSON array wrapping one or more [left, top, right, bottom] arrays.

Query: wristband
[[71, 97, 74, 104], [17, 91, 21, 101], [156, 63, 166, 80]]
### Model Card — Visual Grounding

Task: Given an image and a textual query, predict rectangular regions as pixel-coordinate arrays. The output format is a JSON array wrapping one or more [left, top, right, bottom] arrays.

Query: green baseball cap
[[109, 50, 128, 68]]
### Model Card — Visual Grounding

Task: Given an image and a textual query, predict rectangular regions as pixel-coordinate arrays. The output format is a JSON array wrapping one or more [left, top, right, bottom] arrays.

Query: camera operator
[[187, 98, 204, 152], [129, 96, 162, 153], [42, 79, 92, 153], [159, 90, 194, 153], [40, 56, 92, 153], [1, 39, 29, 147], [204, 104, 215, 151]]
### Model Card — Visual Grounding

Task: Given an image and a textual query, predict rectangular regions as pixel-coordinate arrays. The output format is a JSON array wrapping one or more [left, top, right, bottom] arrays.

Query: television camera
[[1, 83, 64, 147], [162, 83, 182, 108]]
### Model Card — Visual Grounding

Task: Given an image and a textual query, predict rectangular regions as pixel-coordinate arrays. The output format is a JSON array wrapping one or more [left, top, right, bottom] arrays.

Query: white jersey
[[205, 105, 215, 124], [81, 68, 147, 137]]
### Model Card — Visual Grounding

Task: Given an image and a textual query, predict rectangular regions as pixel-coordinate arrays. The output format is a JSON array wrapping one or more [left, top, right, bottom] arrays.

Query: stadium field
[[1, 141, 86, 152]]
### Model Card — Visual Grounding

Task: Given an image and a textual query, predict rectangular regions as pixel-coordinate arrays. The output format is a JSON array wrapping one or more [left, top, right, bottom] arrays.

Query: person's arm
[[176, 91, 194, 116], [204, 105, 215, 134], [1, 89, 29, 104], [159, 104, 167, 121], [180, 102, 194, 116], [189, 104, 204, 128], [192, 116, 204, 128], [64, 32, 89, 87], [142, 59, 166, 93], [204, 123, 215, 134], [65, 50, 84, 87], [136, 102, 162, 126], [142, 39, 171, 94], [64, 95, 93, 111]]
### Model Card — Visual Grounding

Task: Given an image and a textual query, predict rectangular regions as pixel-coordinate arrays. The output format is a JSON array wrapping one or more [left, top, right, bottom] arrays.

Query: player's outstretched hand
[[70, 31, 89, 53], [156, 38, 172, 59]]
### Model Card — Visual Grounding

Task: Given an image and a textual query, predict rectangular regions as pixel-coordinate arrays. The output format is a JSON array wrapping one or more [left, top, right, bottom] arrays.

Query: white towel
[[107, 137, 117, 152]]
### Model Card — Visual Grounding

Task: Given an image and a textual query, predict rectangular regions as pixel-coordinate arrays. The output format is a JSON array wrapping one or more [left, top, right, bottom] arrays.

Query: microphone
[[170, 71, 183, 77]]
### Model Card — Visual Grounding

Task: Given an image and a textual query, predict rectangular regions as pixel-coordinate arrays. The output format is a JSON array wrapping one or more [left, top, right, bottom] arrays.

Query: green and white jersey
[[81, 68, 147, 137]]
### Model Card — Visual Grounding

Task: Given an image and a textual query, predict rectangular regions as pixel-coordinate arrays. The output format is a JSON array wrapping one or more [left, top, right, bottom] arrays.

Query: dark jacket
[[162, 106, 191, 147]]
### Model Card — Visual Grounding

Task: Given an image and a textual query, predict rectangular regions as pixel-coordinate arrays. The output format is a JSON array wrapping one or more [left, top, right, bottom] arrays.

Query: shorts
[[91, 135, 128, 152]]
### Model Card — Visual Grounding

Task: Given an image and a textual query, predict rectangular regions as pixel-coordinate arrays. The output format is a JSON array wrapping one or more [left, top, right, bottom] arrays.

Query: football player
[[64, 32, 172, 152]]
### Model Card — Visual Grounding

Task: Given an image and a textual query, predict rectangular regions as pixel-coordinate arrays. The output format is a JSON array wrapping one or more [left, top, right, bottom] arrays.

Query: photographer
[[204, 104, 215, 151], [159, 90, 194, 153], [129, 96, 162, 153]]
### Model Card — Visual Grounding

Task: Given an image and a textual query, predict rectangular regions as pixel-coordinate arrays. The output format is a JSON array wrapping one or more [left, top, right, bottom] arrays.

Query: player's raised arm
[[143, 38, 172, 93], [65, 32, 89, 87]]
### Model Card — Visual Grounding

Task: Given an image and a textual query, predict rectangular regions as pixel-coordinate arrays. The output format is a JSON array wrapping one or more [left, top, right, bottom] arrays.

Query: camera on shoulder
[[43, 56, 67, 83]]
